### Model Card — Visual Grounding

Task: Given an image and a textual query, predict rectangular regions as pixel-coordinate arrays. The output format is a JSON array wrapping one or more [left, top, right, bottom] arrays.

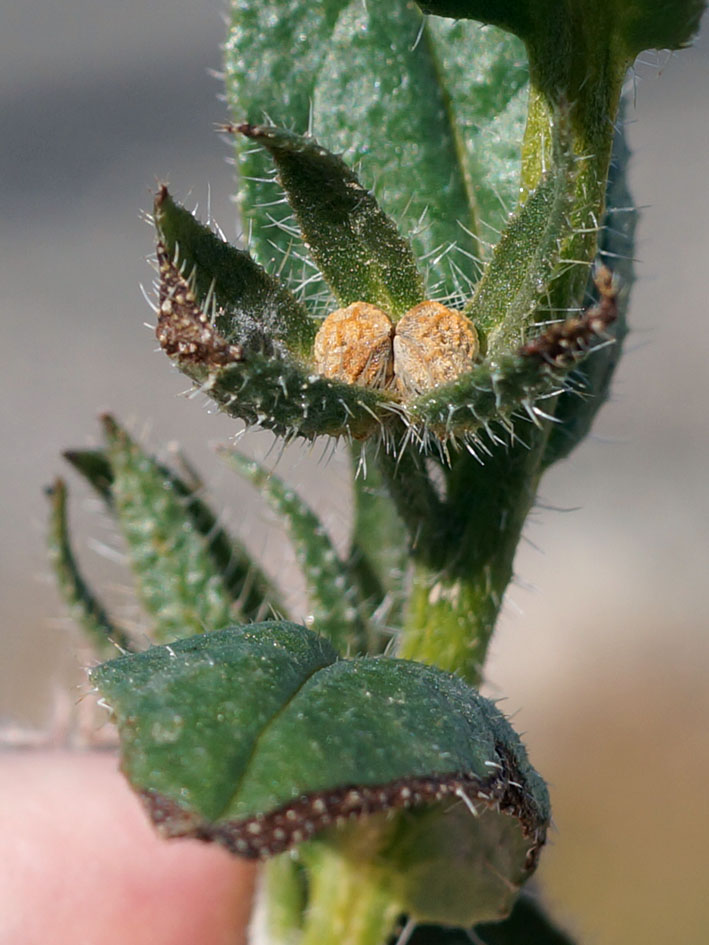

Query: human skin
[[0, 751, 257, 945]]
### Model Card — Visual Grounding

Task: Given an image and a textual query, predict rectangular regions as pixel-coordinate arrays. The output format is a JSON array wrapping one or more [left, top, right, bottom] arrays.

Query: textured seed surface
[[314, 302, 394, 388], [314, 300, 479, 397], [393, 302, 478, 397]]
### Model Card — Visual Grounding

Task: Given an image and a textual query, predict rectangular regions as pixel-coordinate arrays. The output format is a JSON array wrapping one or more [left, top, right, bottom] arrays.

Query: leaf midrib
[[216, 654, 338, 821]]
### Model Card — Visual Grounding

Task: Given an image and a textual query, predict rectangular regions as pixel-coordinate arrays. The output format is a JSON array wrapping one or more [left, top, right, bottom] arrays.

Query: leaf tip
[[44, 476, 66, 502]]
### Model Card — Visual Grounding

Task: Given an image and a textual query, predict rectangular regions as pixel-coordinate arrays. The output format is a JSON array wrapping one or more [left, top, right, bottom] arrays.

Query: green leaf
[[234, 123, 425, 317], [95, 621, 339, 821], [225, 0, 351, 281], [465, 108, 577, 355], [64, 447, 284, 623], [417, 0, 702, 338], [101, 416, 236, 642], [93, 621, 549, 925], [202, 351, 391, 440], [226, 2, 530, 302], [46, 478, 133, 655], [416, 0, 705, 254], [62, 449, 114, 505], [220, 451, 366, 654], [409, 278, 619, 442], [423, 20, 528, 244], [409, 890, 576, 944], [312, 1, 482, 293], [154, 232, 392, 441], [154, 186, 315, 358]]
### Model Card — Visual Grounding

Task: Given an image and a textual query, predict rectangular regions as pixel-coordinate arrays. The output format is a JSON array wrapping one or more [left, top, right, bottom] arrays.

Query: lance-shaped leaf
[[93, 621, 549, 925], [225, 0, 351, 279], [155, 236, 391, 441], [101, 416, 236, 642], [465, 108, 577, 355], [234, 123, 426, 318], [62, 449, 114, 504], [409, 890, 576, 944], [312, 1, 482, 292], [154, 186, 315, 358], [64, 447, 284, 623], [220, 451, 366, 654], [46, 478, 133, 655]]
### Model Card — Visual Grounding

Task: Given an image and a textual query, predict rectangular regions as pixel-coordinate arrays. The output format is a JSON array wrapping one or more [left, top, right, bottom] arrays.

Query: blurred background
[[1, 3, 707, 943]]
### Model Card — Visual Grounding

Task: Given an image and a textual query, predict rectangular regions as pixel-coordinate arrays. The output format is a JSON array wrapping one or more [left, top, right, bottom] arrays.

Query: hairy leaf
[[62, 449, 114, 504], [410, 272, 618, 441], [64, 447, 283, 622], [312, 1, 481, 293], [226, 2, 531, 302], [315, 10, 530, 293], [424, 20, 528, 243], [202, 351, 391, 440], [154, 186, 314, 358], [234, 123, 425, 317], [46, 478, 132, 655], [466, 108, 577, 354], [101, 416, 236, 642], [93, 621, 549, 924], [154, 233, 392, 440], [225, 0, 351, 282]]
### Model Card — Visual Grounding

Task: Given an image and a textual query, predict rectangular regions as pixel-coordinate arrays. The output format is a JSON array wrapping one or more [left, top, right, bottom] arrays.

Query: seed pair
[[313, 301, 479, 397]]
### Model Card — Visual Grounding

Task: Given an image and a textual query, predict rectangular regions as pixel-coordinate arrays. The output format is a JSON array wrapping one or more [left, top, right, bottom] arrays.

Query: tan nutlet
[[313, 302, 394, 389], [393, 301, 478, 397]]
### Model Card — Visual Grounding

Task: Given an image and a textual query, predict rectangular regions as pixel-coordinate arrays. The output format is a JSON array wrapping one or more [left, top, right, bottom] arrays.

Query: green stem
[[400, 565, 506, 687], [520, 36, 627, 305], [298, 834, 401, 945], [398, 432, 547, 686], [259, 855, 308, 945]]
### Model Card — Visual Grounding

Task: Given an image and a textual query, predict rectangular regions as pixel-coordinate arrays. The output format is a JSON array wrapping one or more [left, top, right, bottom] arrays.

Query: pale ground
[[1, 4, 708, 943]]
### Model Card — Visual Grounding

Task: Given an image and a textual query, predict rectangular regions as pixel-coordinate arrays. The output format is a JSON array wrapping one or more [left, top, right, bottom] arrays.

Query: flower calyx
[[152, 110, 618, 453]]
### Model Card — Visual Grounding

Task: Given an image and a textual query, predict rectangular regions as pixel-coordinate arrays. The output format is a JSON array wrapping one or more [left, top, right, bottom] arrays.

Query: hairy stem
[[398, 432, 548, 686]]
